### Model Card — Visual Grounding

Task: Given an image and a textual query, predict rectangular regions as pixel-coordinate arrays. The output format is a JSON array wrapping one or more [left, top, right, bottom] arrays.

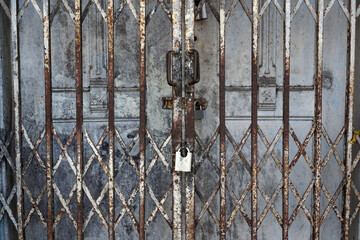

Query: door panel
[[0, 0, 359, 239]]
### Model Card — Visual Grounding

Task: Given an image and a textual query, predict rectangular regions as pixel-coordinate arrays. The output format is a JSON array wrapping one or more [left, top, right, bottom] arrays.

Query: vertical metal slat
[[139, 0, 146, 237], [282, 0, 291, 238], [11, 0, 24, 238], [343, 0, 356, 238], [219, 0, 226, 238], [75, 0, 83, 238], [184, 0, 195, 238], [43, 0, 54, 237], [171, 0, 182, 237], [251, 0, 259, 239], [313, 0, 324, 238], [107, 0, 115, 237]]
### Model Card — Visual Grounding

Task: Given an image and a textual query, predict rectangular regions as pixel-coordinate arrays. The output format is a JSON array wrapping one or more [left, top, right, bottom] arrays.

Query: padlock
[[195, 3, 208, 21], [195, 109, 204, 120], [194, 100, 204, 120], [175, 147, 192, 172]]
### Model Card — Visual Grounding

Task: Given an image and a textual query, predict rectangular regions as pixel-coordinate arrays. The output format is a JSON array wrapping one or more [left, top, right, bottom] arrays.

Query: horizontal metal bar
[[52, 87, 140, 92], [225, 85, 314, 92]]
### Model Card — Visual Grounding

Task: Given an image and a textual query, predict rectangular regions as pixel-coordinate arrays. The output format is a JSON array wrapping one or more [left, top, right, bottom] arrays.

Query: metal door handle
[[167, 49, 200, 87], [187, 49, 200, 86], [166, 50, 179, 87]]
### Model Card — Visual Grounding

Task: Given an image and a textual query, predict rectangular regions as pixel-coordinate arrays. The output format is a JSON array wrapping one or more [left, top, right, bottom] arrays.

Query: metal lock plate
[[175, 148, 192, 172]]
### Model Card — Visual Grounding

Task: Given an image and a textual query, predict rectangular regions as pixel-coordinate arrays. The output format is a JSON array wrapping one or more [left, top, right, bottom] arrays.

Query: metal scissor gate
[[0, 0, 360, 238]]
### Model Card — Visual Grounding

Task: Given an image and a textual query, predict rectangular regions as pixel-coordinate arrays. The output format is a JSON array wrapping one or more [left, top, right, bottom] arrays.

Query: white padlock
[[175, 147, 192, 172]]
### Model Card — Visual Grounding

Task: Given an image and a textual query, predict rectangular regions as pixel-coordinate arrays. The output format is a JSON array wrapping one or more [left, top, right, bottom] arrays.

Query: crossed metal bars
[[0, 0, 359, 239]]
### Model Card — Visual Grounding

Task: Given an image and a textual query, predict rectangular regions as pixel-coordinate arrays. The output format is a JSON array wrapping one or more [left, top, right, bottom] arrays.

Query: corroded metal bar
[[184, 0, 195, 238], [139, 0, 146, 237], [282, 0, 290, 238], [343, 0, 356, 238], [313, 0, 324, 238], [251, 0, 259, 238], [75, 0, 83, 238], [107, 0, 115, 237], [11, 0, 24, 238], [219, 0, 226, 238], [171, 0, 182, 237], [43, 0, 54, 237]]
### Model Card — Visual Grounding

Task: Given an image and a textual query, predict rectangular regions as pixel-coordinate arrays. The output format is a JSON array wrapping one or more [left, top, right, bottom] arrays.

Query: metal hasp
[[161, 97, 207, 109]]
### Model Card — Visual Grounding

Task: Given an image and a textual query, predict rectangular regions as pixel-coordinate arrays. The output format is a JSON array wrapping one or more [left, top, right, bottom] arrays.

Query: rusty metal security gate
[[1, 0, 360, 238]]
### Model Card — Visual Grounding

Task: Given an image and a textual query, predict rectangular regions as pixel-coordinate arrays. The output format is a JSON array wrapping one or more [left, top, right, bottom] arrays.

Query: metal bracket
[[90, 77, 108, 113], [258, 77, 276, 111]]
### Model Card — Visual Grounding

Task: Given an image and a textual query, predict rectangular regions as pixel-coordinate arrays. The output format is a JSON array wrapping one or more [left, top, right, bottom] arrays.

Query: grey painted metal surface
[[0, 0, 360, 239]]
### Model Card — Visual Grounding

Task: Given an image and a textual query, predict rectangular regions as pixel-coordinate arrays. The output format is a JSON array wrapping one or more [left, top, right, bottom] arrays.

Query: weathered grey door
[[1, 0, 360, 239]]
